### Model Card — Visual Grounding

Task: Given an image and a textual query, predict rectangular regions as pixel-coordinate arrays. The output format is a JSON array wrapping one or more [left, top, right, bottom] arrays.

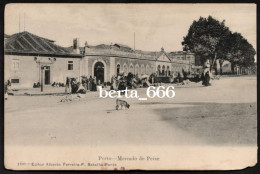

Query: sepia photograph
[[4, 3, 257, 170]]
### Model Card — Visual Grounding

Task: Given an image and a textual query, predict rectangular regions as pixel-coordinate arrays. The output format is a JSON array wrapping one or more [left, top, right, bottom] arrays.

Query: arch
[[94, 61, 105, 83], [129, 64, 134, 73], [150, 65, 154, 74], [123, 63, 128, 74], [171, 65, 174, 73], [92, 59, 107, 82], [146, 65, 149, 75], [162, 65, 165, 76], [135, 64, 139, 75], [116, 63, 120, 75], [167, 66, 170, 76], [141, 64, 145, 75], [157, 65, 161, 75]]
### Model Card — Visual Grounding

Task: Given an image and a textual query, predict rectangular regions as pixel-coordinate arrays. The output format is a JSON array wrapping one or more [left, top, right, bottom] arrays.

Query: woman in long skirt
[[203, 71, 211, 86]]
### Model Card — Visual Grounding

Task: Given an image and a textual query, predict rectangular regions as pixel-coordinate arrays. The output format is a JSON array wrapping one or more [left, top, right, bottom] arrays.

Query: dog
[[116, 99, 130, 110]]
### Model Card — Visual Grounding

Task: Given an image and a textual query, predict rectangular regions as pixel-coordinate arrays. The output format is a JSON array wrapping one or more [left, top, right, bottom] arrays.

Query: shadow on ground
[[152, 102, 257, 146]]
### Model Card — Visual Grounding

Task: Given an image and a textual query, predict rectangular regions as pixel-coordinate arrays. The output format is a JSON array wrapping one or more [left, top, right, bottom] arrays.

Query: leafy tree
[[183, 16, 256, 75], [226, 32, 256, 74], [182, 16, 231, 75]]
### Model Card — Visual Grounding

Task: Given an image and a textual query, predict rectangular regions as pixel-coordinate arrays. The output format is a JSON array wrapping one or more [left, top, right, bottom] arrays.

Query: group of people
[[110, 72, 141, 91], [66, 59, 213, 95], [110, 73, 127, 91], [65, 76, 99, 94], [51, 82, 65, 87], [5, 59, 212, 100], [81, 76, 98, 92], [110, 72, 154, 92]]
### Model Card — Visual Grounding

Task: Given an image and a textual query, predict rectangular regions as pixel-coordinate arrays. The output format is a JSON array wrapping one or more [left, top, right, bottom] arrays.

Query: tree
[[215, 31, 232, 75], [238, 39, 255, 68], [226, 32, 256, 74], [182, 16, 231, 75]]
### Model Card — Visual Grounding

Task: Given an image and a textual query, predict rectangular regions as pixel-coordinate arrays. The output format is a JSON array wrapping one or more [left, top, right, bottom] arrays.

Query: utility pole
[[41, 66, 44, 92]]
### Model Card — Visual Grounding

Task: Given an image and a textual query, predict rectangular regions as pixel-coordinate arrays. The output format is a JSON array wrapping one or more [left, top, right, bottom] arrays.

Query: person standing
[[89, 76, 93, 91], [92, 77, 97, 91], [85, 77, 89, 91], [110, 75, 115, 90], [71, 78, 77, 94], [4, 81, 9, 100], [65, 77, 71, 93], [178, 72, 184, 83], [82, 76, 88, 91], [97, 79, 101, 86], [202, 59, 211, 86]]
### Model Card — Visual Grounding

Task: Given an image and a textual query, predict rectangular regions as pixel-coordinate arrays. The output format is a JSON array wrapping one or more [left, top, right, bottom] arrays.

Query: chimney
[[161, 47, 164, 52], [73, 38, 80, 54]]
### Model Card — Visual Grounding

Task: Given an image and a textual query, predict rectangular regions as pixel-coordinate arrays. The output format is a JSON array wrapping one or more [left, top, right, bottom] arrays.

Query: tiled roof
[[4, 31, 81, 57]]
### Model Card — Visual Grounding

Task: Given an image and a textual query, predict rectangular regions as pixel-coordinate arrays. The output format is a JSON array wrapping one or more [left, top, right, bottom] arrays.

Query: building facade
[[4, 32, 82, 88], [4, 31, 196, 88]]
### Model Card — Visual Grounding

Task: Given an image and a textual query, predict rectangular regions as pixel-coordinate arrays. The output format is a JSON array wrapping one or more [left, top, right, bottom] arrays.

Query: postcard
[[4, 3, 257, 170]]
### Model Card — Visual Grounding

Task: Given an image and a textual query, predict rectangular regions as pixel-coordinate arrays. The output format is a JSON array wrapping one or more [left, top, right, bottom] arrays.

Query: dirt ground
[[5, 76, 257, 146]]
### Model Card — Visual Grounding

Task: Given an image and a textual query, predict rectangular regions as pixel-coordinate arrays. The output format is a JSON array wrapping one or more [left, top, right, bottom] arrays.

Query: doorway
[[44, 66, 50, 85], [94, 62, 104, 83], [117, 64, 120, 75]]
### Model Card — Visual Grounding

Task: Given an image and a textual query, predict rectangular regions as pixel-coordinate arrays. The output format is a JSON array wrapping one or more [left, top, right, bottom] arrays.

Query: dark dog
[[116, 99, 130, 110]]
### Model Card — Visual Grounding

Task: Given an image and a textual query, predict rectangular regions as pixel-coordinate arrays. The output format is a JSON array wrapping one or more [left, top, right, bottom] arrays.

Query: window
[[157, 65, 161, 75], [141, 65, 145, 75], [135, 64, 139, 75], [11, 79, 19, 83], [68, 61, 73, 70], [146, 65, 149, 75], [129, 64, 134, 73], [123, 64, 128, 74], [162, 65, 165, 76], [11, 59, 20, 71], [117, 64, 120, 75], [150, 66, 154, 74], [167, 66, 170, 76]]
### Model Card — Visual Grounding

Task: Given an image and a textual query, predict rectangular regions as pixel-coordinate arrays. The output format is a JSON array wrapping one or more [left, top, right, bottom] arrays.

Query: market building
[[82, 43, 196, 83], [4, 31, 196, 88], [4, 31, 83, 88]]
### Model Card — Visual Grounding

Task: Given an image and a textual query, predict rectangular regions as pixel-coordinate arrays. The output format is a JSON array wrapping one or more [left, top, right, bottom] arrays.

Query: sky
[[5, 3, 256, 52]]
